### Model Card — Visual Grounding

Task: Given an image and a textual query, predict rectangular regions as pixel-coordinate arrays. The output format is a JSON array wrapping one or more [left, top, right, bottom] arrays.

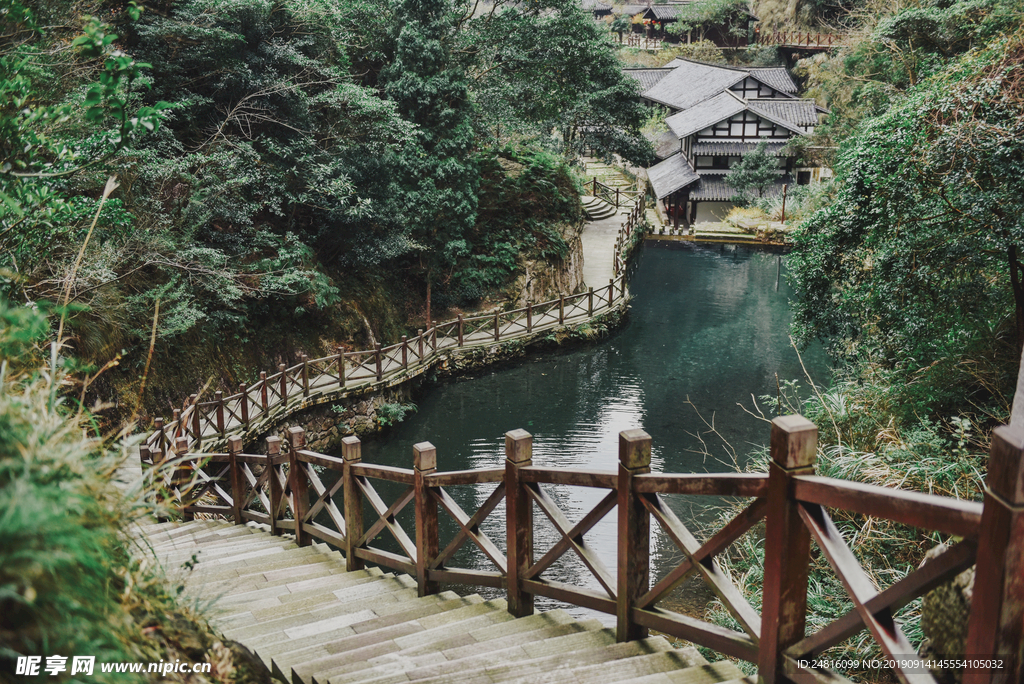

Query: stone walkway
[[134, 519, 753, 684]]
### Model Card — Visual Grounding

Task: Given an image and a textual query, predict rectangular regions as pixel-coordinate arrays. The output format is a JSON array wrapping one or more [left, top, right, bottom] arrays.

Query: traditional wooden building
[[625, 58, 827, 226]]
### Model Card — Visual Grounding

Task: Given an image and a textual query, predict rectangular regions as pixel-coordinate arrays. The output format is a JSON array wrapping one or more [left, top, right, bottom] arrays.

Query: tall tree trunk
[[1009, 244, 1024, 354]]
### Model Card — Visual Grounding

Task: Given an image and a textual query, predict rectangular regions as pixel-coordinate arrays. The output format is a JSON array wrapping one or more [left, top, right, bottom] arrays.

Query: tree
[[725, 140, 778, 200], [611, 15, 631, 43], [380, 0, 479, 325], [665, 0, 748, 43], [789, 24, 1024, 414]]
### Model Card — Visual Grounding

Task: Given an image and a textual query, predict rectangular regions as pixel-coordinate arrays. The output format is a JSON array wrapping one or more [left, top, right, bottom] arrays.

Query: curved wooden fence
[[756, 30, 841, 49], [143, 193, 648, 456], [142, 415, 1023, 684]]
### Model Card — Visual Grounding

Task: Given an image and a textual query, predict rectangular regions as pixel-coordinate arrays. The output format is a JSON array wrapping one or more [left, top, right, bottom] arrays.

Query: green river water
[[342, 241, 830, 620]]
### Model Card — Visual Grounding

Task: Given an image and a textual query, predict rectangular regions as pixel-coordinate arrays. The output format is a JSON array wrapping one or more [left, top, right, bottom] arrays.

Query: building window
[[797, 171, 812, 185]]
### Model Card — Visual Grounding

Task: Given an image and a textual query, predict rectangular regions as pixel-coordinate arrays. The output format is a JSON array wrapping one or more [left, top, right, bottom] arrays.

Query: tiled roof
[[748, 67, 798, 93], [692, 141, 789, 157], [622, 68, 675, 92], [580, 0, 613, 11], [643, 4, 691, 20], [747, 98, 818, 126], [664, 91, 746, 138], [691, 176, 791, 201], [642, 61, 746, 111], [652, 129, 681, 160], [648, 153, 700, 199], [619, 4, 652, 15]]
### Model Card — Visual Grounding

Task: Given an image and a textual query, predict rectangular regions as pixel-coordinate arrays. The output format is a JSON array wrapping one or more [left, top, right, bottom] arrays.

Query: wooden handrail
[[143, 192, 646, 456], [151, 416, 1024, 684]]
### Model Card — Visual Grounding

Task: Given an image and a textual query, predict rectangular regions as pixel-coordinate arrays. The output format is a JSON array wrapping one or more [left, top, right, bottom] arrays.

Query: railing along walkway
[[143, 193, 648, 457], [755, 30, 842, 49], [141, 415, 1023, 684]]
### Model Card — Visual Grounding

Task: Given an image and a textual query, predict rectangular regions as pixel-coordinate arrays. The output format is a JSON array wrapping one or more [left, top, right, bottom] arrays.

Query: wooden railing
[[589, 177, 643, 209], [143, 415, 1024, 684], [623, 34, 663, 50], [613, 189, 647, 276], [141, 209, 645, 457], [756, 30, 840, 49]]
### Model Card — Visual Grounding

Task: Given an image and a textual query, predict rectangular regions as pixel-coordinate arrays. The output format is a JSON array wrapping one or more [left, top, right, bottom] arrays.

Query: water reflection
[[345, 242, 829, 622]]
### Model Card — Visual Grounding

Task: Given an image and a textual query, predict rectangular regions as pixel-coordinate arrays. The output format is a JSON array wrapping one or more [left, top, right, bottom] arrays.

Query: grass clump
[[0, 301, 267, 684]]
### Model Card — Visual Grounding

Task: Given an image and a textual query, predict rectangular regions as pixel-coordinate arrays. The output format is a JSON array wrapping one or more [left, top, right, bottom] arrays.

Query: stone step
[[213, 568, 388, 610], [312, 611, 592, 683], [183, 547, 335, 581], [186, 558, 350, 598], [614, 661, 748, 684], [499, 648, 715, 684], [156, 536, 294, 563], [363, 632, 664, 684], [267, 594, 473, 665], [147, 525, 260, 550]]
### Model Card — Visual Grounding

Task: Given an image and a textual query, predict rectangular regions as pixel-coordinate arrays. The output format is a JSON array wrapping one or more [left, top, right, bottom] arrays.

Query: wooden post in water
[[617, 429, 651, 642], [375, 343, 383, 382], [266, 436, 283, 536], [414, 442, 439, 596], [215, 392, 225, 435], [279, 364, 288, 404], [227, 435, 244, 525], [239, 384, 249, 427], [301, 354, 310, 397], [342, 436, 364, 571], [287, 427, 310, 547], [505, 429, 534, 617], [758, 415, 817, 684], [964, 424, 1024, 684]]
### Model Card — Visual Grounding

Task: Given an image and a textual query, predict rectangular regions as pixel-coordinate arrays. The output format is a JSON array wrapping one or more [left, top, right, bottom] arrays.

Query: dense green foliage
[[724, 140, 779, 201], [0, 303, 241, 684], [0, 0, 651, 416]]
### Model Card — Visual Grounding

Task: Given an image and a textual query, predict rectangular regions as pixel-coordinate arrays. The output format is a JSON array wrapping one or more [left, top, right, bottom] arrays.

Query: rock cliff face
[[508, 221, 586, 305]]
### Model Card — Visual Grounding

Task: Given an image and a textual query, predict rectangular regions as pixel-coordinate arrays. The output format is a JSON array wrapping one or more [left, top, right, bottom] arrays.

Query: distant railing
[[143, 415, 1024, 684], [142, 192, 646, 456], [623, 34, 663, 50], [756, 29, 840, 49]]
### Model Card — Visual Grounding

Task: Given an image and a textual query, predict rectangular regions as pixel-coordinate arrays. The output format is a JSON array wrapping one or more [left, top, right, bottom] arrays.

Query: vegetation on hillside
[[0, 302, 267, 684], [0, 0, 652, 422]]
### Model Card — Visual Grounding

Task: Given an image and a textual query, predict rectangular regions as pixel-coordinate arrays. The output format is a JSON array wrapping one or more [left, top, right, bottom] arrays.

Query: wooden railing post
[[215, 391, 225, 435], [266, 436, 283, 536], [505, 429, 534, 617], [173, 436, 194, 522], [617, 429, 651, 642], [154, 417, 166, 461], [494, 310, 500, 341], [279, 364, 288, 404], [758, 415, 817, 684], [457, 314, 464, 346], [374, 343, 383, 381], [342, 435, 364, 572], [964, 424, 1024, 684], [401, 336, 408, 368], [239, 383, 249, 427], [414, 442, 439, 596], [287, 426, 309, 547], [301, 353, 310, 397], [526, 303, 533, 333], [172, 409, 181, 440], [588, 287, 594, 316], [190, 401, 202, 448], [559, 295, 565, 324], [417, 329, 424, 360], [227, 435, 244, 525], [337, 346, 346, 388], [259, 374, 268, 410], [615, 187, 620, 207], [140, 444, 151, 469]]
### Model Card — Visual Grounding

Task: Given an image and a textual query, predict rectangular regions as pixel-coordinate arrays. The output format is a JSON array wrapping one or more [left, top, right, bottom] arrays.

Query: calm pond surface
[[340, 241, 830, 619]]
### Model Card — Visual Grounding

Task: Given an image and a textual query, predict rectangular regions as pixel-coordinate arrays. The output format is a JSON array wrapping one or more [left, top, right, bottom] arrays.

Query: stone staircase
[[136, 519, 753, 684], [582, 195, 618, 220]]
